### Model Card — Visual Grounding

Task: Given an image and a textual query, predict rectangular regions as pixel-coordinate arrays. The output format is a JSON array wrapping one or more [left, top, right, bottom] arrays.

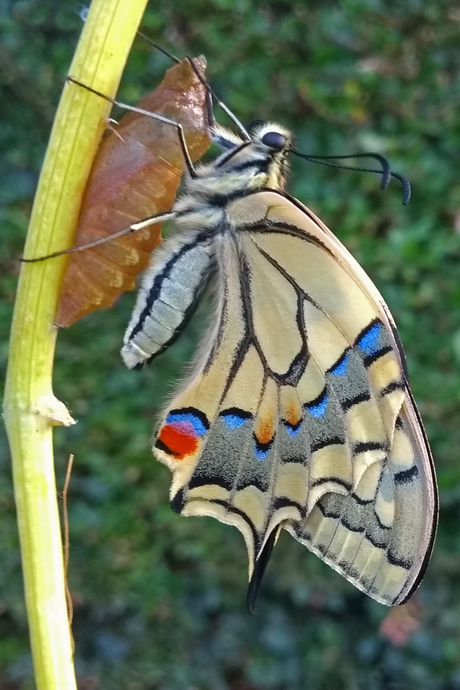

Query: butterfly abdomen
[[121, 230, 214, 368]]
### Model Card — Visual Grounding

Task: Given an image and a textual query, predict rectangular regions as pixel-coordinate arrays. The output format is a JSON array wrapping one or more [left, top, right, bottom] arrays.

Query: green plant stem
[[3, 0, 149, 687]]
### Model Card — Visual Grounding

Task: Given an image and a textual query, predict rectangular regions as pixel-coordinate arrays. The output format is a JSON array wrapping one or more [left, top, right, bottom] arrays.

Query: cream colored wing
[[154, 190, 437, 608]]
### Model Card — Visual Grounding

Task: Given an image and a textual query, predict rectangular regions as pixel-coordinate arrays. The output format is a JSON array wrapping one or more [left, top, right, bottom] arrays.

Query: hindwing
[[154, 190, 437, 607]]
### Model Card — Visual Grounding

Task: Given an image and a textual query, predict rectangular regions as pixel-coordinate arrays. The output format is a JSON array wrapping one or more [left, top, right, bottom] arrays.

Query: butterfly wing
[[154, 190, 437, 606]]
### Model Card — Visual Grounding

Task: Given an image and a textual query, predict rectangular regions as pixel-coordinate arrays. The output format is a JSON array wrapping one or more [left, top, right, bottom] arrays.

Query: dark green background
[[1, 1, 460, 688]]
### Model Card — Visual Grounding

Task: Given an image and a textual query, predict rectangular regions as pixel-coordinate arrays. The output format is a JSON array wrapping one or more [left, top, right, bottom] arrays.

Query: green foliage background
[[1, 1, 460, 688]]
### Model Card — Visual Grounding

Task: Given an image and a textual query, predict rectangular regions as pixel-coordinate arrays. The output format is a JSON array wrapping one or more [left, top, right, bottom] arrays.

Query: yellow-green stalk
[[3, 0, 149, 687]]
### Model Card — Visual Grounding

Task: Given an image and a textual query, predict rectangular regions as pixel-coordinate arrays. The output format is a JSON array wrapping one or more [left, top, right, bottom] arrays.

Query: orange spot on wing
[[256, 416, 275, 445], [158, 423, 199, 460], [285, 402, 301, 427]]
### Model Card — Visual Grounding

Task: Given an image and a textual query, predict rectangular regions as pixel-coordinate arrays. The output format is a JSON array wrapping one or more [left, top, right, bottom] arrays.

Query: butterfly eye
[[261, 131, 287, 150]]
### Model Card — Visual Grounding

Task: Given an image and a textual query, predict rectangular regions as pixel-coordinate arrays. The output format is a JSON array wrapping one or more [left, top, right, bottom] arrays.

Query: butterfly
[[121, 60, 438, 611]]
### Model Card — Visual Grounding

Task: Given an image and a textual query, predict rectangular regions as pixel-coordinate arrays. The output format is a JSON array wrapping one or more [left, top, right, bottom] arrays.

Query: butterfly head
[[208, 121, 293, 193], [248, 121, 291, 151], [246, 121, 292, 190]]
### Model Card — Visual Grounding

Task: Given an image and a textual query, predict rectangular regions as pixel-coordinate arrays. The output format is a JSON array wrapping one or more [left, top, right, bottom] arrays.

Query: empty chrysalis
[[55, 58, 210, 326], [119, 55, 437, 612]]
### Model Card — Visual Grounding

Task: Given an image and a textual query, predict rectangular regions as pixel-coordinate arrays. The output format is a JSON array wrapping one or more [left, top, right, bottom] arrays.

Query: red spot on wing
[[157, 422, 199, 460]]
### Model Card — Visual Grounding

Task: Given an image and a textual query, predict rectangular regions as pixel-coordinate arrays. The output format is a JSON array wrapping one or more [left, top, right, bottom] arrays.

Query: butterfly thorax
[[173, 123, 292, 230]]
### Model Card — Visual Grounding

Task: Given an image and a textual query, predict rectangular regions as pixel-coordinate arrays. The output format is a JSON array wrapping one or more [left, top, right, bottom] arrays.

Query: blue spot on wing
[[283, 420, 302, 437], [222, 414, 248, 430], [305, 390, 328, 418], [357, 322, 383, 356], [308, 397, 328, 418], [330, 352, 348, 376], [220, 408, 253, 430], [255, 446, 270, 460], [166, 412, 208, 437], [286, 424, 301, 437], [253, 432, 274, 461]]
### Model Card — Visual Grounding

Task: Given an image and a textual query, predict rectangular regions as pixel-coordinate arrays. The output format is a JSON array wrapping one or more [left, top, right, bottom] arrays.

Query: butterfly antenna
[[385, 170, 411, 204], [293, 150, 411, 204], [184, 57, 250, 141], [302, 152, 391, 189], [136, 30, 211, 128], [135, 31, 250, 140], [137, 32, 181, 64], [76, 8, 182, 65]]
